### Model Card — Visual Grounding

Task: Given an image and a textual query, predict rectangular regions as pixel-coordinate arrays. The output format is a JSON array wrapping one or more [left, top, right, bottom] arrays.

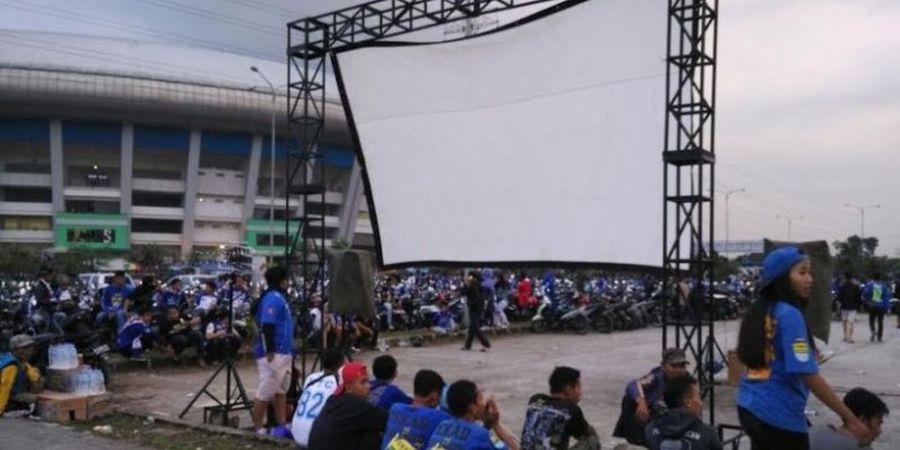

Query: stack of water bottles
[[71, 368, 106, 395], [47, 343, 105, 394], [48, 343, 79, 370]]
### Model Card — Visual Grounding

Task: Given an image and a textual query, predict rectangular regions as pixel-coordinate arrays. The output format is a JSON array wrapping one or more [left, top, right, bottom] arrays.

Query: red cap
[[334, 362, 368, 396]]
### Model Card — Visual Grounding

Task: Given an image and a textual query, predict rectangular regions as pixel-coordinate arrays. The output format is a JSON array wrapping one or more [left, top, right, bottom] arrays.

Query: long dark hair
[[737, 273, 809, 369]]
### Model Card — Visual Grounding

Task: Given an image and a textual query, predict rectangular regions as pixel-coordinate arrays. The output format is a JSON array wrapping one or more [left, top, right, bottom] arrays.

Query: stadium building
[[0, 32, 373, 259]]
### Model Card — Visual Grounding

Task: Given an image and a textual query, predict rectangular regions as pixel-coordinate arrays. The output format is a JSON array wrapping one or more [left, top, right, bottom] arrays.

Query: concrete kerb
[[117, 408, 294, 447]]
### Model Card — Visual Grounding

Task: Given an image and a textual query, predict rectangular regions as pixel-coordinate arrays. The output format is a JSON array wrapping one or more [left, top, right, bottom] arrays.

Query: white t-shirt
[[197, 294, 217, 312], [291, 370, 339, 447]]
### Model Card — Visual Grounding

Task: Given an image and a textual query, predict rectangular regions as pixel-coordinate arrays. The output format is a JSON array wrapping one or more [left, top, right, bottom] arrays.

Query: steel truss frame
[[288, 0, 719, 421], [661, 0, 720, 425]]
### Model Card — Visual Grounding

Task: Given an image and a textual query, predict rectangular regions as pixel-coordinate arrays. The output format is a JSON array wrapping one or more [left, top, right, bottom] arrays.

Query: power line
[[0, 32, 257, 86], [138, 0, 284, 37], [0, 0, 276, 60]]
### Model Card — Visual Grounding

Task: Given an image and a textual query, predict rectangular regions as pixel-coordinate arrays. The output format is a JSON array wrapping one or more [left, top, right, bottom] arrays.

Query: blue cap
[[760, 246, 808, 289]]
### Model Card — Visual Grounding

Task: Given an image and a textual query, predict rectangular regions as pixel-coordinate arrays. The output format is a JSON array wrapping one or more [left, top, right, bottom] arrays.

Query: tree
[[833, 235, 887, 278], [0, 244, 43, 279], [131, 245, 166, 277]]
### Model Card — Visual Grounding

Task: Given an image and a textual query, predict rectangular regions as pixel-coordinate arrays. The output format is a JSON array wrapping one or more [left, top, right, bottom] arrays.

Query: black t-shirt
[[520, 393, 591, 450], [308, 393, 389, 450], [838, 281, 862, 310]]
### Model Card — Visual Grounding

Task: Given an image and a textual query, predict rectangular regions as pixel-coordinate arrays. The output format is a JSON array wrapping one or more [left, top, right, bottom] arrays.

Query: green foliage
[[0, 244, 44, 279], [833, 235, 889, 278], [130, 245, 167, 277]]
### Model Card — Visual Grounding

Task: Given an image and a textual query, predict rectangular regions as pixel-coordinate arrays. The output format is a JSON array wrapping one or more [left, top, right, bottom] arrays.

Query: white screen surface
[[335, 0, 667, 268]]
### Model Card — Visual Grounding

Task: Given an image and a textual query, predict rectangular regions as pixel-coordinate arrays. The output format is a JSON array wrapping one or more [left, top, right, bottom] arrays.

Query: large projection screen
[[334, 0, 667, 268]]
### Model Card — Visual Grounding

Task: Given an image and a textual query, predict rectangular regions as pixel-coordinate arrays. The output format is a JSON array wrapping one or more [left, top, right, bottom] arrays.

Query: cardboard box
[[727, 349, 745, 387], [36, 391, 88, 423], [46, 366, 83, 392], [86, 393, 113, 419]]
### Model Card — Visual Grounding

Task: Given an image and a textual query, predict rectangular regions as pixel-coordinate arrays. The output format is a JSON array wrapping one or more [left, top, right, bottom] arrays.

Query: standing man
[[251, 266, 294, 437], [863, 272, 890, 343], [521, 366, 599, 450], [31, 266, 65, 334], [837, 272, 862, 343], [462, 271, 491, 352], [613, 348, 690, 446]]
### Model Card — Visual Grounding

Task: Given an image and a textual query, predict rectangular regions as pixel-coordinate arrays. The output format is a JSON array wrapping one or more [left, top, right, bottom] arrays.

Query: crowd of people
[[3, 246, 897, 449]]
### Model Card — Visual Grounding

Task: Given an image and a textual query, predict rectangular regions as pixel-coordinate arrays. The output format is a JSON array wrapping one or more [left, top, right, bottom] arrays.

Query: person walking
[[837, 272, 861, 343], [461, 271, 491, 352], [736, 246, 869, 450], [863, 272, 890, 343]]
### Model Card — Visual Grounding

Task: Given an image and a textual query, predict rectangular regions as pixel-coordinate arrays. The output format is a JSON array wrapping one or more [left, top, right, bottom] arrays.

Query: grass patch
[[69, 414, 289, 450]]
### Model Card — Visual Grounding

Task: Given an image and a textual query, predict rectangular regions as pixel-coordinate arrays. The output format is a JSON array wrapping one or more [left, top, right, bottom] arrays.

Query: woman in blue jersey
[[736, 246, 869, 450]]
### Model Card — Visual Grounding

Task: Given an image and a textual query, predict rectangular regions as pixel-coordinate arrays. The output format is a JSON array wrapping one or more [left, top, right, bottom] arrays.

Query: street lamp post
[[776, 214, 804, 241], [843, 203, 880, 241], [721, 188, 745, 259], [251, 66, 276, 264]]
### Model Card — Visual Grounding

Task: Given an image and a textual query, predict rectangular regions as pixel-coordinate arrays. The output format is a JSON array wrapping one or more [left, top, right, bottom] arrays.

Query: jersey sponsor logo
[[386, 434, 416, 450], [793, 339, 810, 363]]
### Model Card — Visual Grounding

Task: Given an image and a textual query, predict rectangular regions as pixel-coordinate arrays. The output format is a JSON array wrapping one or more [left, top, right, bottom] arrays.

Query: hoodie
[[645, 408, 722, 450]]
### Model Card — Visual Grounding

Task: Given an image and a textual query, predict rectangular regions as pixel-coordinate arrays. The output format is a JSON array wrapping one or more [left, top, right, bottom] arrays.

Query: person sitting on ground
[[159, 278, 187, 311], [370, 354, 413, 411], [116, 307, 156, 358], [156, 304, 204, 365], [521, 366, 599, 450], [204, 308, 241, 364], [308, 362, 389, 450], [613, 348, 690, 446], [98, 270, 133, 331], [645, 374, 722, 450], [0, 335, 44, 416], [131, 275, 158, 312], [350, 316, 377, 352], [426, 379, 520, 450], [382, 369, 449, 449], [809, 387, 889, 450], [291, 348, 345, 448], [195, 280, 219, 319]]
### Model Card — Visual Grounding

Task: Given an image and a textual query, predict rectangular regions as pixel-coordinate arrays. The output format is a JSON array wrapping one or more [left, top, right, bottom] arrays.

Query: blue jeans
[[96, 309, 126, 331]]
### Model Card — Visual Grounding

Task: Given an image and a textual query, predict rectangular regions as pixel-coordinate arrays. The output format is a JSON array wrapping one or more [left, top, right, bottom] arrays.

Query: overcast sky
[[1, 0, 898, 255]]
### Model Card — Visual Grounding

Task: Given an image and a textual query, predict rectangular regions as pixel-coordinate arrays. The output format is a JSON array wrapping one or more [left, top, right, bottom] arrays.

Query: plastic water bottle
[[50, 343, 79, 370]]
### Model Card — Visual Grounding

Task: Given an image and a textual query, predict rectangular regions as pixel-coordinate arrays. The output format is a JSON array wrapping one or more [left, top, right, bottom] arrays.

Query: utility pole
[[776, 214, 804, 241], [251, 66, 276, 264], [720, 188, 745, 259], [843, 203, 880, 241]]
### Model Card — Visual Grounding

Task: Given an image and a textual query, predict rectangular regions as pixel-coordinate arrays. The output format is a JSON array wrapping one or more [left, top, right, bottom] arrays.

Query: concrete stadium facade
[[0, 32, 372, 258]]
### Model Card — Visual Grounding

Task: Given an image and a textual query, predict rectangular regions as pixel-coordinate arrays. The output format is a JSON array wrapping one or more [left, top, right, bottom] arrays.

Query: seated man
[[292, 348, 345, 448], [0, 335, 44, 416], [382, 369, 449, 449], [614, 348, 689, 446], [308, 362, 389, 450], [204, 309, 241, 364], [645, 374, 721, 450], [370, 355, 413, 411], [426, 379, 520, 450], [809, 387, 889, 450], [521, 366, 598, 450], [116, 307, 156, 358], [157, 305, 204, 365], [195, 280, 219, 319], [97, 270, 133, 331]]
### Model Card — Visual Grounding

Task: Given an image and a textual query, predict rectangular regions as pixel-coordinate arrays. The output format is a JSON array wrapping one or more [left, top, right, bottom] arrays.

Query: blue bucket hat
[[760, 246, 808, 289]]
